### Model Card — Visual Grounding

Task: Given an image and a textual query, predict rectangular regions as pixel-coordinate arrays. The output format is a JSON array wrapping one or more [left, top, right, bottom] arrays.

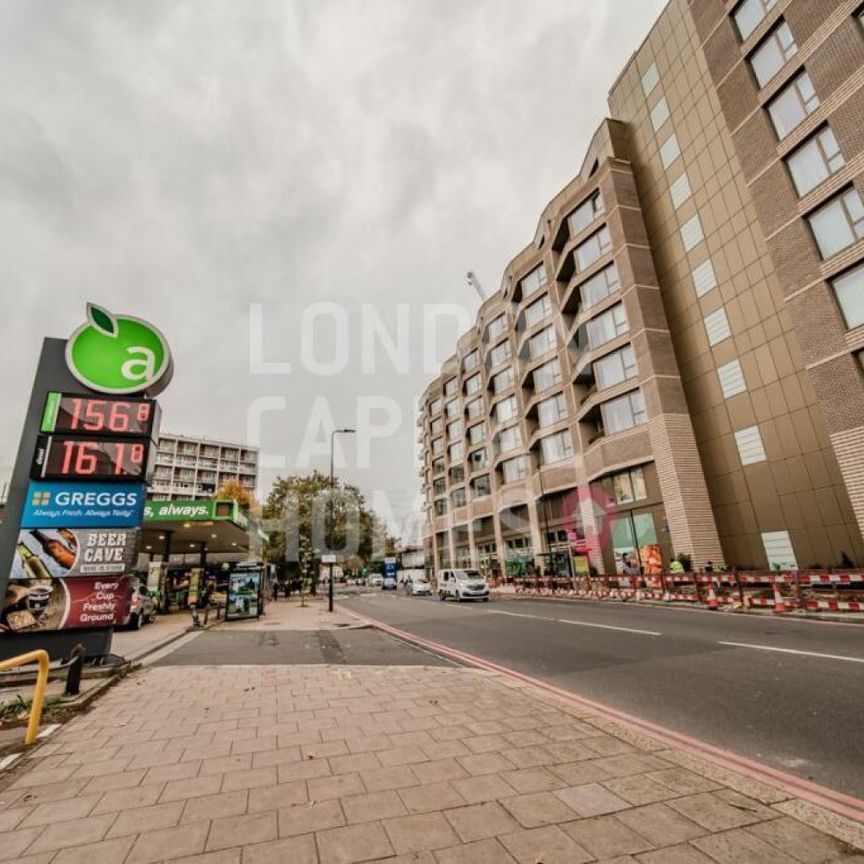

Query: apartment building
[[149, 433, 258, 501], [419, 0, 864, 578]]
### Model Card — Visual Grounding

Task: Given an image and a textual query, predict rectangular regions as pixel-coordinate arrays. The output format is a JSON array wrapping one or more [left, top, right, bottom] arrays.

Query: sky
[[0, 0, 667, 541]]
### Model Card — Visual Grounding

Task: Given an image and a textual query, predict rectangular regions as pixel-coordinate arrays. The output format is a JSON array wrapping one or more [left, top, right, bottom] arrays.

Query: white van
[[437, 569, 490, 602]]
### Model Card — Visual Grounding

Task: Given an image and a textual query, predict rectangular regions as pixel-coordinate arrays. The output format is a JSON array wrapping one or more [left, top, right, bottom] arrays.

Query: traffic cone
[[772, 581, 787, 614], [707, 583, 719, 610]]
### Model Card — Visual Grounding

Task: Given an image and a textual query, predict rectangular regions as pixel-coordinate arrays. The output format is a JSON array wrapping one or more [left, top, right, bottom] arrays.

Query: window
[[469, 448, 488, 470], [495, 395, 517, 425], [447, 419, 463, 441], [489, 340, 511, 367], [567, 191, 605, 237], [650, 97, 670, 132], [497, 424, 522, 453], [468, 423, 486, 445], [465, 373, 482, 395], [787, 127, 845, 197], [432, 457, 445, 474], [594, 345, 638, 389], [768, 72, 819, 139], [501, 456, 527, 483], [449, 465, 465, 484], [750, 21, 797, 87], [692, 259, 718, 297], [832, 264, 864, 329], [809, 187, 864, 259], [445, 399, 461, 419], [588, 303, 629, 349], [524, 294, 552, 328], [717, 359, 747, 398], [519, 264, 547, 297], [580, 264, 621, 310], [704, 307, 732, 346], [432, 437, 444, 455], [434, 498, 447, 516], [444, 377, 458, 397], [466, 397, 484, 419], [762, 530, 798, 570], [735, 425, 767, 465], [537, 393, 567, 427], [471, 475, 491, 498], [609, 466, 648, 504], [462, 350, 479, 372], [493, 366, 514, 394], [601, 390, 647, 434], [540, 431, 573, 465], [430, 417, 443, 435], [660, 133, 680, 169], [433, 478, 446, 495], [429, 398, 442, 415], [527, 326, 556, 360], [533, 358, 562, 391], [733, 0, 778, 41], [451, 487, 467, 508], [670, 173, 692, 210], [681, 214, 705, 252], [449, 441, 464, 461], [487, 315, 507, 340], [641, 62, 660, 96], [576, 226, 612, 272]]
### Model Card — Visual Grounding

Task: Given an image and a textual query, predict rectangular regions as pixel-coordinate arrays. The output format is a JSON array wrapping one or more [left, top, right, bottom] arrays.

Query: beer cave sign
[[1, 304, 173, 636]]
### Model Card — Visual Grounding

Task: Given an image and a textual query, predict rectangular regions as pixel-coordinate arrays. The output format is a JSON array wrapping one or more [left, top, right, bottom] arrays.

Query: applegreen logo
[[65, 303, 173, 395]]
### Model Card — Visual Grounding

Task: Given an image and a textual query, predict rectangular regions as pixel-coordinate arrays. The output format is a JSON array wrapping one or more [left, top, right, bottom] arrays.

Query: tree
[[262, 471, 394, 588], [215, 479, 260, 515]]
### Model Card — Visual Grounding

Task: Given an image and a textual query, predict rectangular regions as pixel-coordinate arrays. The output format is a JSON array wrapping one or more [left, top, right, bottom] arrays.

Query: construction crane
[[466, 271, 487, 302]]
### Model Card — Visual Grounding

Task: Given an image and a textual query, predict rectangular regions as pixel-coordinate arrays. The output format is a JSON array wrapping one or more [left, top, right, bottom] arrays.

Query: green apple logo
[[65, 303, 173, 395]]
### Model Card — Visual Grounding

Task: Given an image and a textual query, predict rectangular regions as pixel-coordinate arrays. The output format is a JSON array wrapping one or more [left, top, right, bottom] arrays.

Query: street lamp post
[[329, 428, 355, 613]]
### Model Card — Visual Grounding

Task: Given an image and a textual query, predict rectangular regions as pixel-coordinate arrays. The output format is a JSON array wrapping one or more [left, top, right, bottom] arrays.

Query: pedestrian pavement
[[0, 599, 862, 863]]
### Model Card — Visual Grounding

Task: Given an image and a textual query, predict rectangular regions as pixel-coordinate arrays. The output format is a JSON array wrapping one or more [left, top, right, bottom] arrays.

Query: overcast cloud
[[0, 0, 666, 539]]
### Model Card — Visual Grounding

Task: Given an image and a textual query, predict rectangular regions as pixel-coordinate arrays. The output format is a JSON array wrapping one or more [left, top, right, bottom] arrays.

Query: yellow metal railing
[[0, 650, 50, 745]]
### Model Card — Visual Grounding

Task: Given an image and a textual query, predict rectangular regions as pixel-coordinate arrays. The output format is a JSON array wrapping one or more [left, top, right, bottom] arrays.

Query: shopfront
[[140, 498, 268, 617]]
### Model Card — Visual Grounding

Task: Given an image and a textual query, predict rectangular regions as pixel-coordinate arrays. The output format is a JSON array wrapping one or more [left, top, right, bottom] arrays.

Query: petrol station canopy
[[141, 498, 267, 557]]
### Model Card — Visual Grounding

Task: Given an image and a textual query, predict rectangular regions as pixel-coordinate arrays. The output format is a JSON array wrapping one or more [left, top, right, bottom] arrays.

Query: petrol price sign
[[31, 435, 153, 482], [41, 392, 161, 439]]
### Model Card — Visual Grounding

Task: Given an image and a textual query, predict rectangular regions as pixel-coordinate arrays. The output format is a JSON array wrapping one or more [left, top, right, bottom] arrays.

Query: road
[[338, 590, 864, 799]]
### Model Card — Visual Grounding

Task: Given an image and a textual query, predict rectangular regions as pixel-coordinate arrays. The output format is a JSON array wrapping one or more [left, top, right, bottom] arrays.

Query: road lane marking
[[557, 619, 662, 637], [489, 609, 661, 636], [718, 641, 864, 664]]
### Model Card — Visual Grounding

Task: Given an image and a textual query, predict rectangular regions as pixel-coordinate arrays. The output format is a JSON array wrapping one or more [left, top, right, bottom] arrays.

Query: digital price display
[[41, 393, 161, 439], [31, 435, 153, 482]]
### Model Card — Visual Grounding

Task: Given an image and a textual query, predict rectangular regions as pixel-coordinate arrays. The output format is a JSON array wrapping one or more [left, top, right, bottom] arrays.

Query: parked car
[[382, 575, 398, 590], [370, 575, 384, 587], [126, 578, 157, 629], [405, 576, 432, 596], [437, 569, 489, 602]]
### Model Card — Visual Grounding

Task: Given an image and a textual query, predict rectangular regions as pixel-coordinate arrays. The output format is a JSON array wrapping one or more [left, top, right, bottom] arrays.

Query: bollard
[[64, 644, 86, 697]]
